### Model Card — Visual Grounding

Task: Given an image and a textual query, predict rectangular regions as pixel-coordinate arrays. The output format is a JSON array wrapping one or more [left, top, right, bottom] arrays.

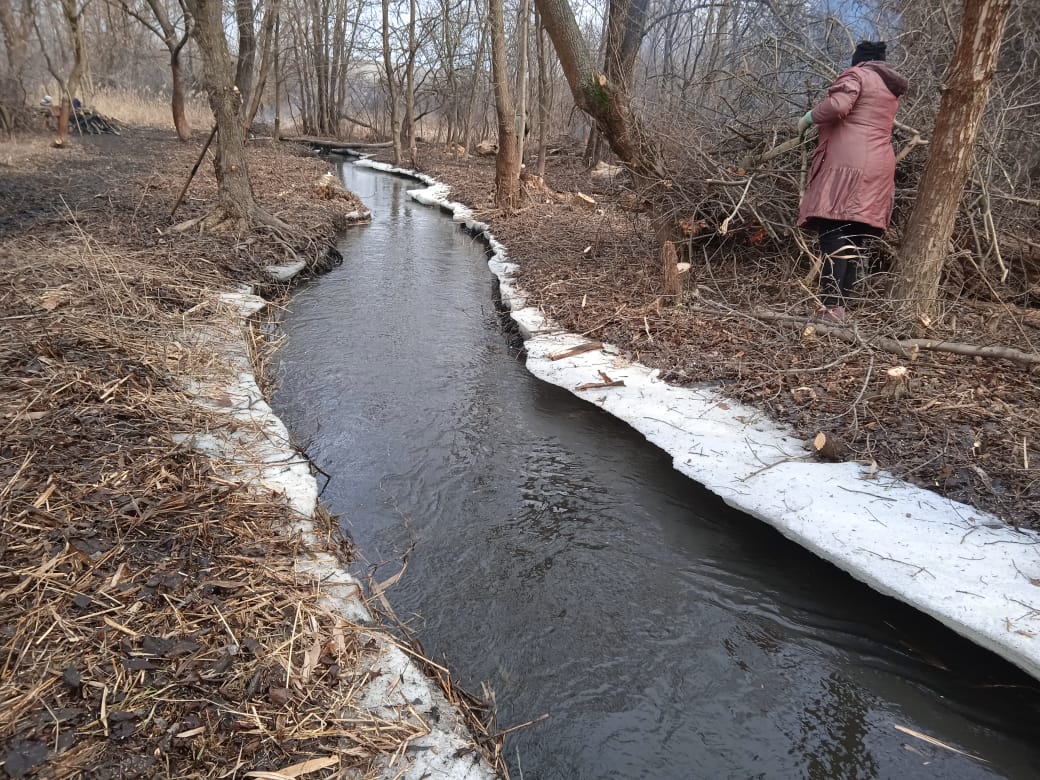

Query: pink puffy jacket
[[797, 62, 909, 230]]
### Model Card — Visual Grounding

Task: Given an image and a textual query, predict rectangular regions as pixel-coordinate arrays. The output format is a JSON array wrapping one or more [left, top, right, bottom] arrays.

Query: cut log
[[813, 431, 847, 461], [573, 191, 597, 209]]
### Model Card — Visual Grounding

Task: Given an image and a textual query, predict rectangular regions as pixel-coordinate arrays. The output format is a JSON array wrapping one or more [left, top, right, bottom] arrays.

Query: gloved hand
[[797, 111, 813, 135]]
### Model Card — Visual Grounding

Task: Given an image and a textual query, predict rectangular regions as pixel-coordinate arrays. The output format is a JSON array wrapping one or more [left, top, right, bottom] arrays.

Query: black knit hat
[[852, 41, 887, 65]]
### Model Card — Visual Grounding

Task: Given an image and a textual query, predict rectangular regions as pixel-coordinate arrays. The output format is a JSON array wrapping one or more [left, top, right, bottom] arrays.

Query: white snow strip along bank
[[356, 157, 1040, 682], [175, 269, 496, 780]]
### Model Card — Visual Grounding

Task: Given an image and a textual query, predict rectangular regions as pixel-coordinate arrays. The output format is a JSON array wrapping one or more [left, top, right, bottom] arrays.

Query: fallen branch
[[283, 135, 393, 151], [576, 370, 625, 391], [739, 135, 809, 170], [171, 124, 218, 218], [687, 306, 1040, 367], [549, 341, 603, 360]]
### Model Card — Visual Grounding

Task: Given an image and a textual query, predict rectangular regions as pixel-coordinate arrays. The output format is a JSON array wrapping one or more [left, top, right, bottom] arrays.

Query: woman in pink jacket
[[797, 41, 908, 323]]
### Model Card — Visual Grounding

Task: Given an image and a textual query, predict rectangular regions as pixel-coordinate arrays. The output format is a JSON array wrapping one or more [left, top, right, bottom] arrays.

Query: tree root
[[171, 205, 298, 240]]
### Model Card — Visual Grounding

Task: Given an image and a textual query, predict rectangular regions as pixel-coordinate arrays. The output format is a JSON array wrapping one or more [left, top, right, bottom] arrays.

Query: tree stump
[[883, 366, 910, 399], [662, 240, 681, 299], [866, 366, 911, 402]]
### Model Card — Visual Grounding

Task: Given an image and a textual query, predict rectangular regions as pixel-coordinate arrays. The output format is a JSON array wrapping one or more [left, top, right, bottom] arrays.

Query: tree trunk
[[170, 39, 191, 140], [329, 0, 346, 133], [273, 12, 281, 140], [515, 0, 530, 164], [55, 0, 86, 148], [233, 0, 256, 113], [604, 0, 647, 88], [244, 0, 281, 131], [490, 0, 519, 208], [462, 19, 488, 153], [137, 0, 192, 139], [533, 0, 664, 187], [405, 0, 417, 164], [0, 0, 33, 80], [381, 0, 402, 164], [889, 0, 1013, 323], [536, 12, 550, 178], [184, 0, 262, 223], [310, 0, 328, 134]]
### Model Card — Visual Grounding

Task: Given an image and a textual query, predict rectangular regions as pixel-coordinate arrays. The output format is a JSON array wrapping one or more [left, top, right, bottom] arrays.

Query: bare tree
[[404, 0, 417, 162], [534, 0, 664, 188], [489, 0, 519, 207], [514, 0, 530, 163], [242, 0, 281, 129], [181, 0, 285, 228], [53, 0, 86, 146], [382, 0, 402, 162], [233, 0, 256, 109], [890, 0, 1014, 323], [280, 0, 363, 136], [0, 0, 35, 85], [535, 9, 550, 178], [120, 0, 193, 140], [460, 15, 487, 153]]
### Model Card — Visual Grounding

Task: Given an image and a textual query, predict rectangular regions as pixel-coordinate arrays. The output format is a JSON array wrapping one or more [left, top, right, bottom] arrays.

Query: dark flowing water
[[272, 162, 1040, 779]]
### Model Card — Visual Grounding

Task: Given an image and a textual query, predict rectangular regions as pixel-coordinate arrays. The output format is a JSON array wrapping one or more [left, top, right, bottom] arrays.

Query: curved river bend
[[273, 162, 1040, 779]]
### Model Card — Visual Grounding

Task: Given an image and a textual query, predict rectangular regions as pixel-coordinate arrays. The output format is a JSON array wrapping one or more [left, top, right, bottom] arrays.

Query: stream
[[272, 161, 1040, 779]]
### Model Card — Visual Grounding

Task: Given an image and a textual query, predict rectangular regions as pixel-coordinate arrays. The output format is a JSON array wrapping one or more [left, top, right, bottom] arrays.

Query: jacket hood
[[860, 61, 908, 97]]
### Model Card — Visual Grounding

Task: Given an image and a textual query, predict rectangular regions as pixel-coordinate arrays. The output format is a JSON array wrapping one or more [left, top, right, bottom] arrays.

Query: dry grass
[[0, 236, 421, 777], [0, 129, 505, 778], [90, 87, 211, 132], [0, 134, 59, 166]]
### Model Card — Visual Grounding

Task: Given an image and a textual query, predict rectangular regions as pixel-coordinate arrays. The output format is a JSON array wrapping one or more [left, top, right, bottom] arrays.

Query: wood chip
[[245, 755, 339, 778]]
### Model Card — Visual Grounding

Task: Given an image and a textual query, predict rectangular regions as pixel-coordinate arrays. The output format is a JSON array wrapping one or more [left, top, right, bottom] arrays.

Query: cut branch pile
[[29, 105, 122, 135]]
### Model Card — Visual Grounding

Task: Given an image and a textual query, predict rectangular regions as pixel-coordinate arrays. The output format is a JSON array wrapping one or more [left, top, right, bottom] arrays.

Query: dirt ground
[[371, 142, 1040, 530], [0, 129, 499, 778]]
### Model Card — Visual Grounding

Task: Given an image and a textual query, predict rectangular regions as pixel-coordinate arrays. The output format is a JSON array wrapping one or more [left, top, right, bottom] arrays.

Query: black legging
[[812, 219, 882, 308]]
